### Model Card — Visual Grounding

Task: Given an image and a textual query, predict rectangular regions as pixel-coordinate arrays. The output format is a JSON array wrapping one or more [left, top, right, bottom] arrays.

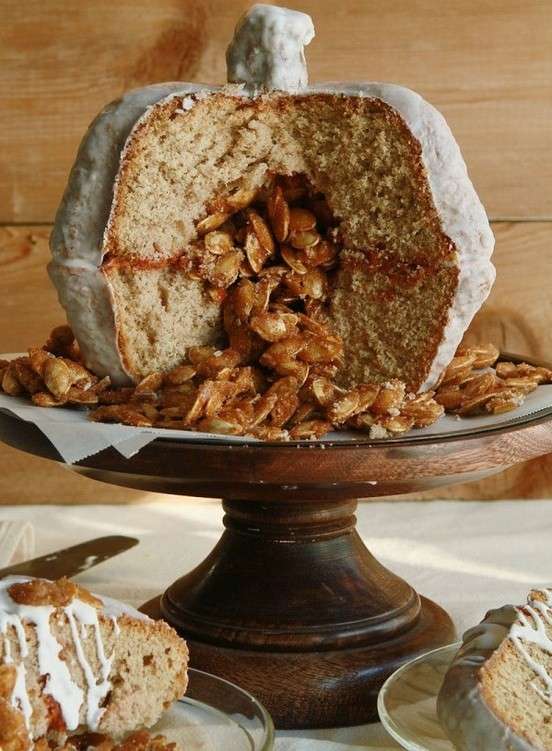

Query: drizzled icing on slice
[[0, 576, 119, 733], [509, 588, 552, 705]]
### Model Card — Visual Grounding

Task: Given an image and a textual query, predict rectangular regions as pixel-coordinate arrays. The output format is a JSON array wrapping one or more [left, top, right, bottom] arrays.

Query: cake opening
[[179, 171, 341, 355]]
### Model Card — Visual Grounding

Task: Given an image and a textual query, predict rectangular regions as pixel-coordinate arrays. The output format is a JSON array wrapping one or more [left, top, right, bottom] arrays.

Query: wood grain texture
[[1, 0, 551, 222], [0, 221, 551, 503]]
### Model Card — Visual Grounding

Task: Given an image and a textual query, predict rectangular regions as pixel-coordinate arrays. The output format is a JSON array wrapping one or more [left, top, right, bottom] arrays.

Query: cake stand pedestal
[[1, 354, 552, 729]]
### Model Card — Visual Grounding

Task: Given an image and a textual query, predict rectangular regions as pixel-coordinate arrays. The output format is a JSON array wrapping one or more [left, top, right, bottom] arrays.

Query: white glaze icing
[[309, 82, 495, 391], [438, 591, 552, 751], [510, 590, 552, 705], [226, 4, 314, 93], [0, 576, 144, 735], [50, 5, 494, 393]]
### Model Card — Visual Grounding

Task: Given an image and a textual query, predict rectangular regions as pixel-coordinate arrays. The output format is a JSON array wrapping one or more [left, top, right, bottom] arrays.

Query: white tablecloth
[[1, 499, 551, 749]]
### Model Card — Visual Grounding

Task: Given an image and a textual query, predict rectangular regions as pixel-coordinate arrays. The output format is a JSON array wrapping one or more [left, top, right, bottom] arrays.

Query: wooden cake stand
[[1, 354, 552, 729]]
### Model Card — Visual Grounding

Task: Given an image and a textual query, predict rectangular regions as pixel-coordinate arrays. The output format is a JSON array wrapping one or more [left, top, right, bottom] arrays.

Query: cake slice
[[49, 4, 494, 393], [0, 576, 188, 747], [437, 588, 552, 751]]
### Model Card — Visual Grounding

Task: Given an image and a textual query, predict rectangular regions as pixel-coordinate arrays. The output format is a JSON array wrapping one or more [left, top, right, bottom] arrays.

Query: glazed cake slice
[[0, 577, 188, 746], [49, 4, 494, 391], [438, 589, 552, 751]]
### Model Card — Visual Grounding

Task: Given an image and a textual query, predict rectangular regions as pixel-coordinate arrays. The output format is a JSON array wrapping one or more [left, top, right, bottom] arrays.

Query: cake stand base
[[143, 498, 455, 729]]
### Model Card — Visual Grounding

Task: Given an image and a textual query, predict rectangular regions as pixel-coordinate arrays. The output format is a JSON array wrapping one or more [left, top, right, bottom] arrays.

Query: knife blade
[[0, 535, 138, 580]]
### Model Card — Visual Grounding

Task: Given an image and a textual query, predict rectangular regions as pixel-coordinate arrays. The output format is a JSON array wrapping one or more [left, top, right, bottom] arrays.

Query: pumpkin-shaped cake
[[49, 4, 494, 393]]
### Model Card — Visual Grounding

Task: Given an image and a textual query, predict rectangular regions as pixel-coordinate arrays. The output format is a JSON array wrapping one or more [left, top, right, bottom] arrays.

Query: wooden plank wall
[[1, 0, 551, 503]]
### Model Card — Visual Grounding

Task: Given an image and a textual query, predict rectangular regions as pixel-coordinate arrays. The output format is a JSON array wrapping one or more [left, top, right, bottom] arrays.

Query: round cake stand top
[[1, 351, 552, 501]]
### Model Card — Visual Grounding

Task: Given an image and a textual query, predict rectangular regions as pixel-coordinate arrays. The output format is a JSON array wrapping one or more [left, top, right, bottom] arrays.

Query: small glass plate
[[378, 642, 461, 751], [153, 668, 274, 751]]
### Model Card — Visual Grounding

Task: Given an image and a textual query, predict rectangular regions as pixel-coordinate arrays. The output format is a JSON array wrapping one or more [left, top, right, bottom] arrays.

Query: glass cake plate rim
[[377, 641, 461, 751], [156, 666, 275, 751]]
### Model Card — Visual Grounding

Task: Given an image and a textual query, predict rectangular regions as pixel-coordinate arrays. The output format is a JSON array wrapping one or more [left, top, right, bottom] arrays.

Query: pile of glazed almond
[[1, 174, 551, 441]]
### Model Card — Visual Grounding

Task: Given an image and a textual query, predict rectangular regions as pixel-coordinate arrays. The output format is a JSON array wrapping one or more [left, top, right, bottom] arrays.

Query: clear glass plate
[[153, 668, 274, 751], [378, 643, 460, 751]]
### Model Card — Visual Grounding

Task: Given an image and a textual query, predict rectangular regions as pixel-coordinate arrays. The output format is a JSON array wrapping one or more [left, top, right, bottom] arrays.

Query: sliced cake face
[[438, 589, 552, 751], [0, 577, 188, 745]]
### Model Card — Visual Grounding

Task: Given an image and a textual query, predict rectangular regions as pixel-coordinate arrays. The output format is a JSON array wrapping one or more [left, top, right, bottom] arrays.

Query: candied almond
[[441, 354, 477, 386], [288, 207, 317, 233], [43, 358, 73, 399], [196, 211, 230, 235], [298, 335, 343, 365], [457, 389, 505, 416], [230, 279, 256, 321], [260, 335, 305, 369], [204, 381, 239, 418], [377, 415, 415, 434], [197, 416, 244, 436], [187, 346, 216, 366], [239, 258, 256, 278], [462, 371, 497, 398], [347, 412, 375, 431], [434, 386, 464, 410], [207, 286, 227, 304], [326, 390, 361, 424], [211, 250, 242, 288], [289, 402, 318, 426], [251, 392, 279, 426], [402, 393, 444, 427], [32, 391, 66, 407], [66, 387, 99, 406], [289, 419, 332, 440], [196, 348, 242, 378], [135, 373, 164, 394], [457, 343, 500, 369], [264, 376, 300, 427], [284, 268, 327, 300], [248, 425, 290, 441], [246, 209, 275, 255], [185, 382, 214, 424], [312, 377, 344, 407], [204, 230, 234, 255], [273, 359, 310, 385], [165, 365, 196, 386], [502, 376, 539, 395], [245, 228, 270, 273], [9, 576, 79, 607], [496, 361, 552, 384], [289, 229, 320, 250], [485, 393, 525, 415], [371, 380, 406, 416], [303, 239, 338, 269], [14, 359, 44, 394], [251, 276, 280, 316], [2, 366, 24, 396], [226, 185, 257, 211], [89, 405, 154, 428], [267, 184, 290, 243], [281, 245, 308, 274], [28, 347, 53, 376]]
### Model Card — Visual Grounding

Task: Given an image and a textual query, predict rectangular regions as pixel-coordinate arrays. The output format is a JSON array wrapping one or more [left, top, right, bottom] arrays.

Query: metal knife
[[0, 535, 138, 580]]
